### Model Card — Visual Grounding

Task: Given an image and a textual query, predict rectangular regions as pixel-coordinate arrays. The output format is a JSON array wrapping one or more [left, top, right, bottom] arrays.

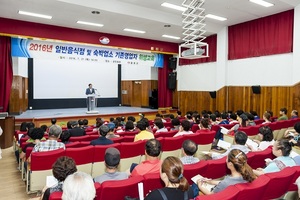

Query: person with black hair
[[284, 122, 300, 146], [291, 110, 299, 119], [78, 119, 84, 129], [177, 111, 182, 118], [145, 156, 194, 200], [69, 121, 85, 137], [50, 118, 57, 126], [229, 113, 238, 124], [253, 139, 296, 176], [154, 118, 168, 133], [210, 131, 250, 160], [198, 118, 210, 131], [131, 139, 162, 177], [196, 149, 256, 196], [134, 120, 154, 142], [60, 130, 72, 144], [106, 122, 120, 139], [180, 140, 199, 165], [248, 126, 274, 151], [173, 120, 193, 137], [209, 114, 218, 126], [124, 120, 135, 131], [278, 107, 288, 121], [40, 125, 48, 134], [41, 156, 77, 200], [262, 112, 272, 124], [19, 122, 28, 132], [82, 118, 89, 129], [171, 118, 181, 131], [90, 125, 113, 145], [218, 113, 229, 125], [250, 111, 260, 120], [85, 83, 95, 95], [246, 112, 256, 126]]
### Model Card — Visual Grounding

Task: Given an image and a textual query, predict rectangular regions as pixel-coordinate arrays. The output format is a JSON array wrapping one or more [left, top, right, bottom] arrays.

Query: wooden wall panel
[[9, 76, 27, 115], [176, 83, 300, 118], [141, 80, 151, 107], [121, 81, 132, 106]]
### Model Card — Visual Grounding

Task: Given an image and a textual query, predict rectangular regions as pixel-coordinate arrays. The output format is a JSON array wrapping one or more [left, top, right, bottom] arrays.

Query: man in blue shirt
[[90, 125, 113, 145]]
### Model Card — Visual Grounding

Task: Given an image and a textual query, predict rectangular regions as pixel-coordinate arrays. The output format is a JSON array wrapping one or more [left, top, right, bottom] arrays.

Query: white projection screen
[[33, 59, 118, 99]]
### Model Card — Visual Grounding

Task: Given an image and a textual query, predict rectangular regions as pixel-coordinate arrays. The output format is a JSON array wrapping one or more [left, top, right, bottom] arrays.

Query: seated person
[[291, 110, 298, 119], [253, 139, 296, 176], [262, 112, 272, 124], [277, 107, 288, 121], [106, 123, 120, 139], [246, 113, 256, 126], [197, 118, 210, 131], [228, 113, 238, 124], [134, 120, 154, 142], [209, 131, 250, 160], [284, 122, 300, 145], [69, 121, 85, 137], [173, 120, 193, 137], [90, 125, 113, 145], [171, 118, 181, 131], [62, 172, 96, 200], [195, 149, 256, 196], [248, 126, 274, 151], [124, 120, 135, 132], [94, 147, 128, 183], [218, 113, 229, 125], [32, 125, 65, 152], [180, 139, 200, 165], [154, 118, 168, 133], [130, 139, 162, 177], [60, 130, 72, 144], [145, 156, 194, 200], [41, 156, 77, 200]]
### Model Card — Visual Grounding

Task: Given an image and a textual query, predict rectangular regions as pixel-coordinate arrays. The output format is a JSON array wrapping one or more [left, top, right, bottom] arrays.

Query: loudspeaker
[[168, 57, 177, 70], [168, 72, 177, 90], [251, 85, 261, 94], [209, 91, 216, 98]]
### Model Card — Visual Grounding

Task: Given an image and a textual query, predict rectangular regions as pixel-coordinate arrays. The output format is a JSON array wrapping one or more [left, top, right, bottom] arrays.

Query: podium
[[86, 94, 99, 114], [0, 116, 15, 149]]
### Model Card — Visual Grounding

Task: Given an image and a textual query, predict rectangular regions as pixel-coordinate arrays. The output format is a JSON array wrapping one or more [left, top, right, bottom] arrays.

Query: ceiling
[[0, 0, 299, 43]]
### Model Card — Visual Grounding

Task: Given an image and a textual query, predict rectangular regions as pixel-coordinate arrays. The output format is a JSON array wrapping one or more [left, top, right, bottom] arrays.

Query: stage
[[14, 106, 160, 128]]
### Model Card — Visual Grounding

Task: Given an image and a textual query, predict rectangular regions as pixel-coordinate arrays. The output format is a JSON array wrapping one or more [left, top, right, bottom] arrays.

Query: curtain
[[179, 34, 217, 66], [228, 10, 293, 60], [0, 36, 13, 112], [158, 55, 173, 107]]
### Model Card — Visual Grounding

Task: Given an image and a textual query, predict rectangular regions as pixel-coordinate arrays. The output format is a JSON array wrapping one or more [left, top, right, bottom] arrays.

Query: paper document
[[191, 174, 215, 191], [46, 176, 58, 187], [289, 151, 299, 158], [217, 140, 231, 150], [246, 139, 259, 151], [220, 127, 229, 134]]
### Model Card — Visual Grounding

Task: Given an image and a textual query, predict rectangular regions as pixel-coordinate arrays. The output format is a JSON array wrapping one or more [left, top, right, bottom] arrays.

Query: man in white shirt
[[173, 120, 194, 137]]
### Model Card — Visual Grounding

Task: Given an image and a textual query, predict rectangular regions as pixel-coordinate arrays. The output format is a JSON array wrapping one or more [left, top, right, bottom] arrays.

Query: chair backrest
[[190, 131, 215, 145], [162, 136, 185, 151], [69, 135, 91, 142], [191, 124, 200, 133], [154, 130, 178, 138], [235, 174, 270, 200], [25, 146, 34, 159], [65, 146, 94, 174], [205, 157, 227, 179], [110, 137, 123, 143], [247, 147, 275, 169], [183, 161, 208, 185], [122, 135, 135, 142], [65, 141, 80, 148], [263, 166, 296, 200], [288, 166, 300, 191], [99, 176, 144, 200], [143, 173, 164, 195], [120, 140, 146, 159], [31, 148, 66, 171], [93, 143, 121, 163]]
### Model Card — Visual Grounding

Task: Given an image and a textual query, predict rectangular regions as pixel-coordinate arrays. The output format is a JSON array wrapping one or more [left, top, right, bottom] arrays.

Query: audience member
[[106, 123, 120, 139], [134, 120, 154, 142], [253, 139, 296, 176], [210, 131, 250, 160], [177, 111, 182, 118], [78, 119, 84, 129], [144, 156, 194, 200], [41, 156, 77, 200], [90, 125, 113, 145], [19, 122, 28, 132], [180, 140, 199, 165], [248, 126, 274, 151], [229, 113, 238, 124], [124, 120, 135, 131], [32, 125, 65, 152], [94, 147, 128, 183], [262, 112, 272, 124], [60, 130, 72, 144], [40, 125, 48, 134], [291, 110, 299, 119], [284, 122, 300, 145], [156, 113, 166, 123], [131, 139, 162, 177], [171, 118, 181, 131], [218, 113, 229, 125], [246, 113, 256, 126], [198, 118, 210, 131], [62, 172, 96, 200], [173, 120, 193, 137], [209, 114, 218, 125], [82, 119, 89, 129], [154, 118, 168, 133], [277, 107, 288, 121], [69, 121, 85, 137], [250, 111, 260, 120], [196, 149, 256, 196]]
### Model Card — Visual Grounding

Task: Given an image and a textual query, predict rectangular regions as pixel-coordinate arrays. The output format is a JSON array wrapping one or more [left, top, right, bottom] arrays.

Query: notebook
[[191, 174, 215, 191]]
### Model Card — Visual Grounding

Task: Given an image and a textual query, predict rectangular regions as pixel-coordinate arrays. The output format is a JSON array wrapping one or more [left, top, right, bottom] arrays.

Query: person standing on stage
[[85, 83, 95, 95]]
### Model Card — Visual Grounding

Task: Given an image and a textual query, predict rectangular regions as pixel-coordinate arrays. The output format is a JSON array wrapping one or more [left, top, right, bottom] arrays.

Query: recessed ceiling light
[[18, 10, 52, 19], [91, 11, 100, 14], [161, 2, 186, 12], [162, 35, 180, 40], [206, 14, 227, 21], [164, 25, 171, 27], [77, 21, 103, 27], [249, 0, 274, 7], [123, 28, 145, 34]]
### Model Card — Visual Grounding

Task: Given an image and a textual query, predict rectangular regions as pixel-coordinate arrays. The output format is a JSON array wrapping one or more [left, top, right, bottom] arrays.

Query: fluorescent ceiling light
[[123, 28, 145, 34], [77, 21, 103, 27], [249, 0, 274, 7], [161, 2, 186, 12], [205, 14, 227, 21], [18, 10, 52, 19], [162, 35, 180, 40]]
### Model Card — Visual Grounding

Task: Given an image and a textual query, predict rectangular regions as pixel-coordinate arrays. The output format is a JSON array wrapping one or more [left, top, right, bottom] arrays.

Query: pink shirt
[[131, 159, 162, 177]]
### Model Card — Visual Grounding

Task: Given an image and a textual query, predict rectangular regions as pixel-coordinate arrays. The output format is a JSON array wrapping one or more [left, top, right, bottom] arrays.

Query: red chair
[[160, 136, 185, 160], [117, 130, 139, 137], [204, 157, 227, 179], [247, 147, 275, 169], [254, 119, 265, 125], [143, 173, 164, 195], [163, 122, 173, 128], [65, 141, 80, 148], [262, 166, 296, 200], [65, 146, 94, 175], [110, 137, 123, 143], [119, 140, 146, 171], [69, 135, 91, 142], [28, 148, 66, 193], [154, 130, 178, 138], [85, 130, 99, 135], [188, 131, 215, 153], [99, 176, 144, 200], [183, 161, 208, 185], [92, 143, 121, 178], [191, 124, 200, 133], [235, 174, 270, 200], [195, 184, 239, 200], [288, 166, 300, 191], [122, 135, 135, 142]]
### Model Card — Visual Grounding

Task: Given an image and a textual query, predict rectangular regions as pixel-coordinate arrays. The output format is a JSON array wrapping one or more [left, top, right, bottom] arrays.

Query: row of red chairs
[[48, 147, 279, 200]]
